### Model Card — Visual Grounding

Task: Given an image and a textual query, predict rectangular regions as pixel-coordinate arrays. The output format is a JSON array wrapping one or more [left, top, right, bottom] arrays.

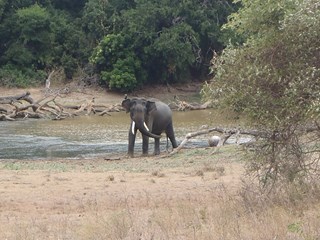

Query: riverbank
[[1, 146, 319, 239], [0, 82, 203, 107]]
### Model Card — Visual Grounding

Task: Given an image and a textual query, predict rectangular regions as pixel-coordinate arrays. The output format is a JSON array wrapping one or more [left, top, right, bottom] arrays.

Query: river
[[0, 110, 246, 160]]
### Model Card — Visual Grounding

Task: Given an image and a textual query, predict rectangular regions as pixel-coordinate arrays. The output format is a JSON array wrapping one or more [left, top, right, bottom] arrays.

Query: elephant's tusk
[[143, 122, 149, 131], [131, 121, 136, 135]]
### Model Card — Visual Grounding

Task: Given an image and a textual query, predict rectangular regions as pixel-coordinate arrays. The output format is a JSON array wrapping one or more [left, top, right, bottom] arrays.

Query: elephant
[[122, 97, 178, 157]]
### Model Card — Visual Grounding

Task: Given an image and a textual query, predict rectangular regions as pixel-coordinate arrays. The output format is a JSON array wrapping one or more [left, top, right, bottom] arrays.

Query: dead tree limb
[[169, 96, 213, 111], [176, 100, 212, 111], [45, 70, 55, 90], [168, 127, 266, 156], [0, 106, 8, 113], [98, 110, 112, 116], [0, 92, 33, 104], [0, 114, 15, 121]]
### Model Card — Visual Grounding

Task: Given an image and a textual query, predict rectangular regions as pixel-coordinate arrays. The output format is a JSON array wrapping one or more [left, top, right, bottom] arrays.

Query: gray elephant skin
[[122, 97, 178, 157]]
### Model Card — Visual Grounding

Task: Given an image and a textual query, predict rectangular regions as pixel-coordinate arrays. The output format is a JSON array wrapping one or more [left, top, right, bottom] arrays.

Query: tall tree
[[202, 0, 320, 189]]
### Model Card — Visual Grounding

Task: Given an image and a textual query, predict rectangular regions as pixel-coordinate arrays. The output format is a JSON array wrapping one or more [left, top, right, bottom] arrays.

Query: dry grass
[[0, 146, 319, 239]]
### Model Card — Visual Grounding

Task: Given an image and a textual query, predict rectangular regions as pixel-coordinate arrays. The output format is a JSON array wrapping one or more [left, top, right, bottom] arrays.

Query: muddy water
[[0, 110, 245, 160]]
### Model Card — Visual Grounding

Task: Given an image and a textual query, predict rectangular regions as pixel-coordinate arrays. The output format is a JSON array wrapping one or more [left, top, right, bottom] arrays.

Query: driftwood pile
[[169, 96, 213, 111], [0, 92, 121, 121], [0, 86, 215, 121]]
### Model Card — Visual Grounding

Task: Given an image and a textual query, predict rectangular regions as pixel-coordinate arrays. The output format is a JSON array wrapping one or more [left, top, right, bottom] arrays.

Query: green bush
[[0, 65, 45, 88], [91, 34, 147, 91]]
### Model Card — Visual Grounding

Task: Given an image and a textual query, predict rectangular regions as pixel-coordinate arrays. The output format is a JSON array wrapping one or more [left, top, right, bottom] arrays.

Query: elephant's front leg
[[142, 135, 149, 155], [128, 123, 136, 157], [154, 138, 160, 155]]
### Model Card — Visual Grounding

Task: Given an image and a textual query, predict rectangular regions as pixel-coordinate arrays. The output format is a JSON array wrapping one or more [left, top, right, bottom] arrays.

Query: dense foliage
[[0, 0, 236, 89], [0, 0, 88, 87], [202, 0, 320, 189]]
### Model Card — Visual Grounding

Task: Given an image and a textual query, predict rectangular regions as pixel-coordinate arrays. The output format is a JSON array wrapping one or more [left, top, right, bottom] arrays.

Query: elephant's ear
[[122, 99, 131, 113], [146, 100, 157, 114]]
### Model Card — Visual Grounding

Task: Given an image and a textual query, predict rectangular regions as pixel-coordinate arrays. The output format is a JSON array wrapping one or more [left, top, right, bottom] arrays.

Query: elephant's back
[[151, 101, 173, 133], [154, 101, 172, 118]]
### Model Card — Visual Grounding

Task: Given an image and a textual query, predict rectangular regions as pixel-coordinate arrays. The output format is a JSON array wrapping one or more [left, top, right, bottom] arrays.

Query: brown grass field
[[0, 146, 319, 240], [0, 86, 319, 239]]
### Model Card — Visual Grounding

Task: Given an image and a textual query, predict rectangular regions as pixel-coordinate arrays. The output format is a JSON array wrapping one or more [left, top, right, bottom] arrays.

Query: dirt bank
[[0, 83, 203, 107]]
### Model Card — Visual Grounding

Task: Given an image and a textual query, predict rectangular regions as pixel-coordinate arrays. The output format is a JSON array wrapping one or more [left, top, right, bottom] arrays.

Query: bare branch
[[168, 127, 265, 156]]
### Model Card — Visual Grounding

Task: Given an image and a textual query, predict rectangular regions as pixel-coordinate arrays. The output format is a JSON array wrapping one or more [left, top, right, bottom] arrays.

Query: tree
[[14, 4, 53, 67], [90, 34, 146, 91], [202, 0, 320, 189], [50, 0, 87, 16], [0, 3, 53, 87], [82, 0, 111, 41], [150, 23, 197, 83], [90, 0, 236, 91], [0, 0, 236, 88], [0, 0, 6, 21], [0, 1, 92, 86], [51, 10, 90, 79]]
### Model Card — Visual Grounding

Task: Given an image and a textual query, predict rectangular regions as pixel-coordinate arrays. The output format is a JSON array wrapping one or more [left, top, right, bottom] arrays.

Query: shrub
[[0, 65, 45, 88]]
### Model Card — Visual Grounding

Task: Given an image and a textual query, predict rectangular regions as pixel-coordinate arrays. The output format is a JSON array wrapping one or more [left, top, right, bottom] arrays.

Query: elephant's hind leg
[[166, 123, 178, 148]]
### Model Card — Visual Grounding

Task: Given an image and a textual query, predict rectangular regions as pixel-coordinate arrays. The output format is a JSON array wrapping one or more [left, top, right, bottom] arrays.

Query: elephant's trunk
[[133, 120, 161, 139]]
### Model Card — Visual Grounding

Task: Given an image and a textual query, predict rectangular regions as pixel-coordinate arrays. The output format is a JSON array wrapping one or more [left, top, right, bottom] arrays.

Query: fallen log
[[63, 102, 122, 116], [0, 106, 8, 113], [169, 96, 213, 111], [0, 92, 33, 104], [176, 100, 212, 111], [168, 127, 265, 156], [0, 114, 15, 121], [15, 111, 44, 119]]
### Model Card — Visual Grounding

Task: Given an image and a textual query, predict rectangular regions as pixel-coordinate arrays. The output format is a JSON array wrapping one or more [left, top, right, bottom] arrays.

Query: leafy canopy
[[0, 0, 91, 87], [0, 0, 236, 88], [89, 0, 235, 91]]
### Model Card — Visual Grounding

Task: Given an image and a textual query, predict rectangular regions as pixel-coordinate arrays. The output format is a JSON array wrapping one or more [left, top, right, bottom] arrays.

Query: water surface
[[0, 110, 245, 160]]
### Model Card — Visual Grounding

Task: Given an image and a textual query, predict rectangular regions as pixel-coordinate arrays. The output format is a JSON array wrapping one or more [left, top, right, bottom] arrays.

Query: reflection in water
[[0, 110, 246, 160]]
